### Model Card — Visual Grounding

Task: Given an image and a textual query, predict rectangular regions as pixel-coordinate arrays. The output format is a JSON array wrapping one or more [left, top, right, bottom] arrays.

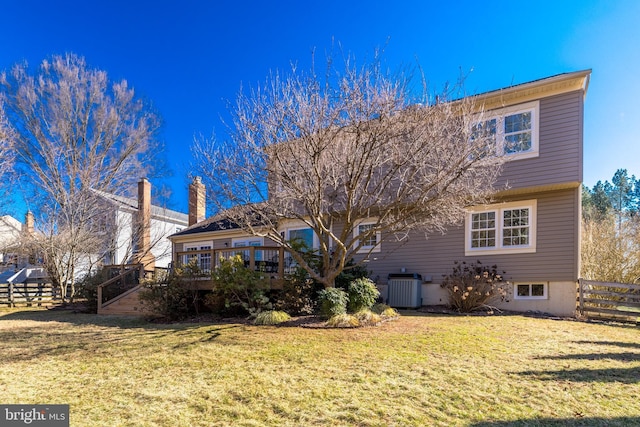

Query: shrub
[[317, 287, 348, 318], [210, 255, 272, 317], [372, 303, 399, 319], [272, 266, 322, 315], [325, 313, 360, 328], [254, 310, 291, 325], [334, 260, 371, 289], [353, 309, 382, 326], [76, 270, 104, 313], [139, 261, 207, 321], [347, 278, 380, 312], [441, 260, 509, 313]]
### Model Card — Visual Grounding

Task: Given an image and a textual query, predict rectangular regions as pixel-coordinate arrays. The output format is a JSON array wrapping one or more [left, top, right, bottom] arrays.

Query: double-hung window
[[472, 101, 539, 160], [354, 220, 381, 253], [465, 200, 536, 255]]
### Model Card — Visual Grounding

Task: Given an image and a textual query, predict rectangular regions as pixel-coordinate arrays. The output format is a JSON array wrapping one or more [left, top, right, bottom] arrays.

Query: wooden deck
[[98, 248, 293, 314]]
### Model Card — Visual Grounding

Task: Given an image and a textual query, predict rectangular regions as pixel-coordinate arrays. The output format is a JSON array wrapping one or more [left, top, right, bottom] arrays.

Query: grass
[[1, 308, 639, 426]]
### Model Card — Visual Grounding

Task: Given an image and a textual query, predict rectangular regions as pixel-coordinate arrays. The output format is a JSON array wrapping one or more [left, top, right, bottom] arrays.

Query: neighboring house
[[93, 178, 189, 270], [170, 70, 591, 317], [0, 215, 23, 265], [0, 212, 37, 268]]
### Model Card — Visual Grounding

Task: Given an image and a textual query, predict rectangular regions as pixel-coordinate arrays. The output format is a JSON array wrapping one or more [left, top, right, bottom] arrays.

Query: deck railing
[[175, 246, 298, 278], [97, 264, 144, 307]]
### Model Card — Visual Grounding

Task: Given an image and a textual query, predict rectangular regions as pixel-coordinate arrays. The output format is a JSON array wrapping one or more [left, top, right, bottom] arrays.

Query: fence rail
[[0, 281, 59, 307], [578, 279, 640, 323]]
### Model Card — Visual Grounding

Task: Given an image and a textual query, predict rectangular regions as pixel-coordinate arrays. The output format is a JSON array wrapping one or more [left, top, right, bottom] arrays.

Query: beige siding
[[495, 91, 583, 189], [360, 188, 579, 285]]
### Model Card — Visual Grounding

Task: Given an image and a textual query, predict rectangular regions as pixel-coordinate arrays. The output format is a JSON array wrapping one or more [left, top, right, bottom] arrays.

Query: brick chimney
[[24, 211, 35, 236], [135, 178, 155, 270], [188, 176, 206, 226]]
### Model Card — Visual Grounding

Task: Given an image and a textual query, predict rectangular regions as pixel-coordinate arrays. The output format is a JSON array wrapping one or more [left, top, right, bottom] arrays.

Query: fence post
[[8, 282, 13, 307], [578, 279, 584, 316]]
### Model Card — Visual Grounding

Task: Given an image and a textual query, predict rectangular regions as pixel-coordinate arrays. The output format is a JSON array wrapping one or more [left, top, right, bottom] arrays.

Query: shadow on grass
[[0, 310, 250, 363], [0, 308, 251, 362], [0, 308, 152, 328], [470, 416, 640, 426], [517, 367, 640, 383], [0, 307, 240, 330], [573, 340, 640, 349], [535, 352, 640, 362]]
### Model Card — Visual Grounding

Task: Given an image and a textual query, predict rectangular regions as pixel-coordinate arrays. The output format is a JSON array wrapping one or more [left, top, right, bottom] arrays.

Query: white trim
[[514, 282, 548, 300], [474, 100, 539, 161], [231, 237, 264, 247], [353, 219, 381, 253], [278, 220, 318, 250], [182, 241, 213, 272], [232, 237, 264, 261], [184, 241, 213, 251], [465, 200, 537, 256]]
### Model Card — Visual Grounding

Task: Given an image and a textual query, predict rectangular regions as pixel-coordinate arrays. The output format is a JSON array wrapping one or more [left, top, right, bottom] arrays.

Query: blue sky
[[1, 0, 639, 217]]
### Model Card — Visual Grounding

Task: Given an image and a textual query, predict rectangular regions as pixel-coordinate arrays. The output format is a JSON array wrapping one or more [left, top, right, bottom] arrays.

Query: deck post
[[97, 284, 103, 312], [248, 247, 255, 270], [278, 247, 285, 278]]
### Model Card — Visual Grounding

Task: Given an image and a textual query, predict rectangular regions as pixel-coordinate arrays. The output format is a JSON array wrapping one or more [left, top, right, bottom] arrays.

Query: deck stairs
[[97, 265, 153, 315]]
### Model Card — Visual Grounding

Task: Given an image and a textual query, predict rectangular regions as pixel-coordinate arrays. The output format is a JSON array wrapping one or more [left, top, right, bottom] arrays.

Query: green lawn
[[1, 308, 639, 426]]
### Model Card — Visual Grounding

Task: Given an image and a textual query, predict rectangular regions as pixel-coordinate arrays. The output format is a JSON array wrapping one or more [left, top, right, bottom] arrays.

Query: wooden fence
[[0, 281, 59, 307], [578, 279, 640, 323]]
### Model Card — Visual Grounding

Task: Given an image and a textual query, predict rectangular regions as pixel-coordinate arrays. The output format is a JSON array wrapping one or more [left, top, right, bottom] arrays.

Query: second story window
[[472, 101, 539, 160], [504, 111, 532, 154]]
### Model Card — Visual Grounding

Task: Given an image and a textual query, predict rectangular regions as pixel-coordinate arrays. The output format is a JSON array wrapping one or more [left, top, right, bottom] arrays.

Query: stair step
[[98, 286, 151, 316]]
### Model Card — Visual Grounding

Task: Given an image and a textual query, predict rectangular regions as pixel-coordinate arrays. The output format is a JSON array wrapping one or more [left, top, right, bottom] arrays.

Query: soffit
[[474, 70, 591, 112]]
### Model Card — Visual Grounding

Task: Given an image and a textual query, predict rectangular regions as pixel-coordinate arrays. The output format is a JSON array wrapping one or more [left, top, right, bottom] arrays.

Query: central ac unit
[[387, 273, 422, 309]]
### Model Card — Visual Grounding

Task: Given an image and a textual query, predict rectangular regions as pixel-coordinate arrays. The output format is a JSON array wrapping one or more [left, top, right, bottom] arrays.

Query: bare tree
[[192, 53, 503, 288], [582, 213, 640, 283], [0, 97, 16, 208], [0, 54, 161, 301]]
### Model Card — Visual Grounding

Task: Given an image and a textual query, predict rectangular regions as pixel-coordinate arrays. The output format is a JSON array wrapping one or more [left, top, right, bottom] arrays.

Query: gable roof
[[91, 189, 188, 224], [474, 69, 591, 110], [0, 215, 22, 233], [169, 203, 271, 239], [170, 214, 241, 237]]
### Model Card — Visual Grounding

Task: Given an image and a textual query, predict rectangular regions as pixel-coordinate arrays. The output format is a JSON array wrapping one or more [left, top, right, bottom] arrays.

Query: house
[[94, 179, 189, 315], [0, 214, 24, 265], [169, 179, 285, 276], [368, 70, 591, 316], [170, 70, 591, 317], [0, 212, 36, 268], [92, 178, 189, 270]]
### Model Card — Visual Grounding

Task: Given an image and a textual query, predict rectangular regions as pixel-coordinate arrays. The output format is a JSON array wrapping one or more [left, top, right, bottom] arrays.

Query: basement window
[[514, 283, 548, 300]]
